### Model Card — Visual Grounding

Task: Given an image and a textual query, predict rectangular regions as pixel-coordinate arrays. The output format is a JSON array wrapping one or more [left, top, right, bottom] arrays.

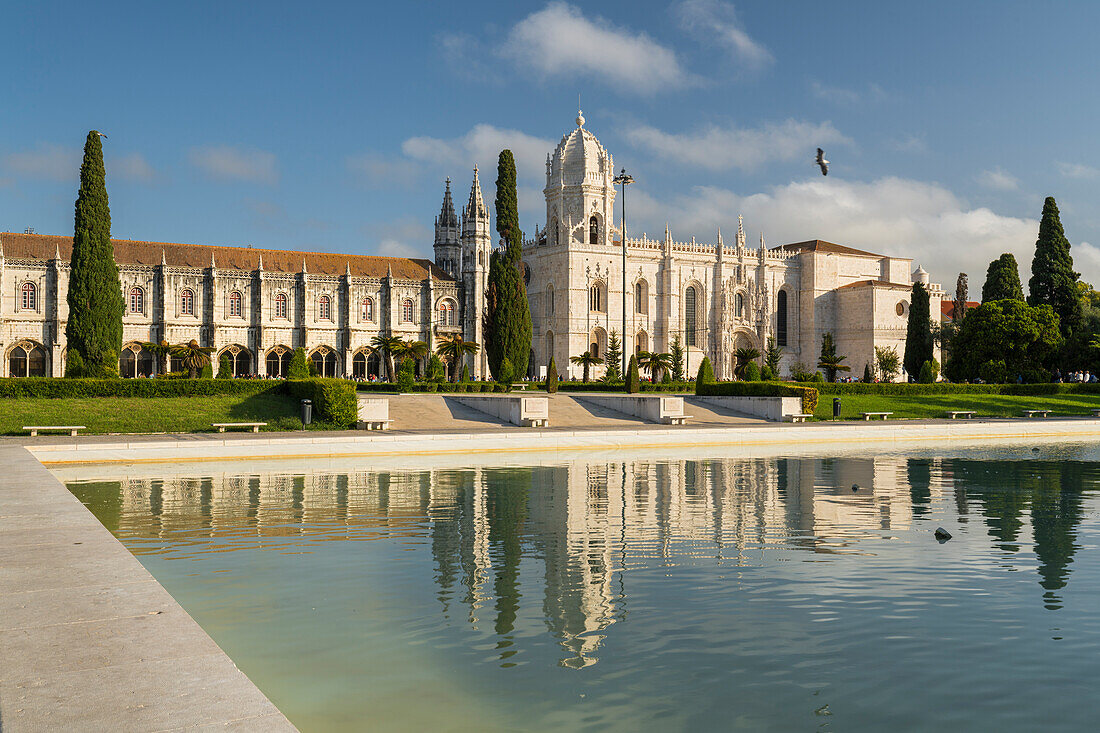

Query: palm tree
[[436, 335, 480, 382], [637, 350, 673, 382], [169, 339, 214, 379], [569, 351, 603, 383], [141, 339, 173, 375], [734, 346, 761, 380], [370, 335, 405, 381]]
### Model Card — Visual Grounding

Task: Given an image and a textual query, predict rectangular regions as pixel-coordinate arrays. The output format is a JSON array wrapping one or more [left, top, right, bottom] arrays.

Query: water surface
[[66, 444, 1100, 731]]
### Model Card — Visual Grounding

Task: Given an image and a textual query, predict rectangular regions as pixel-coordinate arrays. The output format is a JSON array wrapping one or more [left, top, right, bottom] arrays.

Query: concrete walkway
[[0, 445, 296, 732]]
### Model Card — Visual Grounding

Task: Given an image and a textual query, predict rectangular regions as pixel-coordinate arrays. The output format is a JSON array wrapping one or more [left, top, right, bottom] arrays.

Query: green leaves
[[903, 284, 933, 380]]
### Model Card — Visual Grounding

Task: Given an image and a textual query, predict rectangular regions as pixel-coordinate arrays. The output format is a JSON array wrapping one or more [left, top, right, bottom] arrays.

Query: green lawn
[[813, 393, 1100, 420], [0, 394, 303, 435]]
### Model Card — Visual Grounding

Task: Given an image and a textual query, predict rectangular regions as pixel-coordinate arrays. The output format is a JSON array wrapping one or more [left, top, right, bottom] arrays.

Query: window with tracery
[[229, 291, 242, 317], [20, 282, 36, 311], [685, 286, 698, 347], [129, 287, 144, 314], [362, 297, 374, 322], [180, 289, 195, 316], [275, 293, 288, 319], [401, 299, 414, 323]]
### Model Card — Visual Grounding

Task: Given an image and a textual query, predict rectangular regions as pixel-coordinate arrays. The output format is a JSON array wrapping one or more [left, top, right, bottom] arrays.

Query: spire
[[386, 263, 393, 279], [301, 258, 307, 274], [55, 241, 61, 260], [465, 166, 487, 220], [576, 109, 585, 127], [736, 214, 745, 249], [345, 261, 352, 277], [438, 178, 458, 228], [257, 253, 263, 270], [161, 248, 167, 266], [210, 250, 216, 269], [717, 228, 724, 259]]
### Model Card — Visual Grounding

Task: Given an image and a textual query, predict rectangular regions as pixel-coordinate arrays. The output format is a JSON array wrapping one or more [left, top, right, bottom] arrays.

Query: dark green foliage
[[733, 347, 761, 380], [485, 150, 532, 380], [810, 381, 1100, 395], [944, 299, 1063, 382], [761, 364, 776, 381], [694, 357, 715, 394], [743, 361, 760, 381], [0, 378, 282, 398], [790, 361, 814, 382], [64, 350, 85, 378], [626, 355, 641, 394], [863, 362, 873, 383], [288, 348, 310, 379], [670, 334, 685, 381], [546, 357, 558, 393], [812, 371, 825, 384], [460, 364, 470, 382], [605, 330, 623, 382], [498, 357, 514, 389], [695, 381, 819, 415], [919, 360, 934, 384], [1029, 197, 1082, 337], [199, 363, 213, 379], [396, 358, 415, 392], [763, 337, 783, 377], [903, 283, 933, 379], [661, 370, 673, 384], [286, 379, 357, 427], [66, 131, 124, 378], [426, 354, 446, 383], [216, 353, 232, 379], [979, 360, 1008, 384], [953, 273, 969, 323], [817, 332, 850, 382], [308, 357, 319, 377], [982, 253, 1025, 302]]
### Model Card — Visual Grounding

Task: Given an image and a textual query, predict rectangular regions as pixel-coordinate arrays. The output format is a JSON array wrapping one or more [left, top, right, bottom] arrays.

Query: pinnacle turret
[[438, 178, 458, 229], [464, 166, 487, 221]]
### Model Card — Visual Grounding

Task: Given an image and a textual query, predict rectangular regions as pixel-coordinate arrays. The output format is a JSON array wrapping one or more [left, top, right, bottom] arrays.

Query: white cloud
[[1075, 242, 1100, 286], [402, 124, 554, 184], [501, 2, 692, 94], [624, 119, 850, 171], [675, 0, 771, 68], [346, 153, 418, 188], [189, 145, 278, 185], [628, 176, 1041, 288], [363, 218, 432, 259], [4, 144, 78, 181], [112, 153, 157, 182], [811, 81, 887, 105], [1057, 161, 1099, 180], [976, 168, 1019, 191], [377, 239, 425, 258], [889, 134, 928, 153]]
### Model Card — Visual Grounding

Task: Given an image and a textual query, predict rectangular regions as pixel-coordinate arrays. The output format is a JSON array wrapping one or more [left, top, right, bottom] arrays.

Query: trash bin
[[300, 399, 313, 426], [833, 397, 841, 419]]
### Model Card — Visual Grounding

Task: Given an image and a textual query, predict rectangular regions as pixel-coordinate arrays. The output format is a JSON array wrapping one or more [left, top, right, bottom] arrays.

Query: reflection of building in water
[[99, 453, 1091, 667]]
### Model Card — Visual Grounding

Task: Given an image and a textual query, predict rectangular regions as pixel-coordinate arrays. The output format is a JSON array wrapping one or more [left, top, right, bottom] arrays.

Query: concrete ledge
[[576, 394, 688, 424], [0, 445, 296, 731], [693, 395, 803, 421], [448, 394, 549, 427]]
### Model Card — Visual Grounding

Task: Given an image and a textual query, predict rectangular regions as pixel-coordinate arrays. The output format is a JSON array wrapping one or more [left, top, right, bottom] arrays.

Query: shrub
[[426, 354, 446, 383], [790, 361, 814, 382], [761, 365, 776, 381], [308, 358, 319, 377], [743, 361, 760, 382], [696, 381, 818, 415], [919, 360, 934, 384], [546, 357, 559, 393], [498, 358, 514, 391], [661, 370, 672, 385], [199, 363, 213, 379], [216, 353, 232, 379], [812, 371, 825, 384], [288, 348, 310, 379], [286, 379, 357, 427], [863, 362, 873, 383], [65, 349, 85, 378], [0, 377, 283, 398], [695, 357, 715, 394], [396, 358, 415, 392], [979, 360, 1008, 384], [626, 355, 641, 394]]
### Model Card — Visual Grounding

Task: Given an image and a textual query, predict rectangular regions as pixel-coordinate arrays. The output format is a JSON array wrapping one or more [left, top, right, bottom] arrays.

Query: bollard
[[300, 399, 313, 426], [833, 397, 841, 419]]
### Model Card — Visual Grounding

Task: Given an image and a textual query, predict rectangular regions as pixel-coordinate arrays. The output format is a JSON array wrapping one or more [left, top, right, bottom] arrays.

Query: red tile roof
[[776, 240, 886, 258], [941, 300, 980, 320], [0, 232, 451, 281]]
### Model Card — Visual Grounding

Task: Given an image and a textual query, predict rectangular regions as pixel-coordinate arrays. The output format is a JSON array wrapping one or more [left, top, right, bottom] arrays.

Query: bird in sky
[[815, 148, 828, 176], [93, 130, 107, 139]]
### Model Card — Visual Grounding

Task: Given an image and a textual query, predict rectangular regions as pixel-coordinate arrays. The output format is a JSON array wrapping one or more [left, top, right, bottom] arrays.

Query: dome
[[913, 265, 930, 285], [548, 111, 612, 186]]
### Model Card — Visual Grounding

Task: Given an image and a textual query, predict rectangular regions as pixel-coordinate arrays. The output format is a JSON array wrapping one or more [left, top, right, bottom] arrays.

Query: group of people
[[1055, 369, 1098, 383]]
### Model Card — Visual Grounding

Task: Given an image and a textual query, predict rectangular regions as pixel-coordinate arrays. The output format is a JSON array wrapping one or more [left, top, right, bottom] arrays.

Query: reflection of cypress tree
[[1029, 462, 1085, 610], [485, 467, 530, 654], [907, 459, 933, 516], [950, 461, 1029, 550], [429, 483, 464, 615]]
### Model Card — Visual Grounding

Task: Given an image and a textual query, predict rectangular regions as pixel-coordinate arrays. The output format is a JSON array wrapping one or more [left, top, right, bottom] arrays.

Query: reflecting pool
[[65, 443, 1100, 732]]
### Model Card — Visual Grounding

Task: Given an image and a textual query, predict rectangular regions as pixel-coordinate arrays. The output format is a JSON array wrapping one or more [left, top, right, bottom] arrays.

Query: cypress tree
[[982, 253, 1025, 302], [953, 273, 969, 323], [545, 357, 559, 393], [670, 334, 685, 381], [216, 353, 232, 379], [67, 130, 123, 377], [288, 347, 310, 379], [485, 150, 532, 379], [605, 330, 623, 382], [903, 282, 933, 379], [695, 356, 715, 387], [626, 355, 641, 394], [1028, 196, 1081, 337], [863, 362, 873, 383]]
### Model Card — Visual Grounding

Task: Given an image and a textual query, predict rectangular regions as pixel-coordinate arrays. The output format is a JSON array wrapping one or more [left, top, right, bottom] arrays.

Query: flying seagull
[[94, 131, 107, 139], [815, 148, 828, 176]]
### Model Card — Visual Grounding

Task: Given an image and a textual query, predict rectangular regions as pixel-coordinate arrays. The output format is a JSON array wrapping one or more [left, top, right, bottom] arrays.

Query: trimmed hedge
[[0, 377, 283, 399], [286, 379, 357, 427], [354, 381, 497, 393], [697, 381, 819, 415], [807, 382, 1100, 396]]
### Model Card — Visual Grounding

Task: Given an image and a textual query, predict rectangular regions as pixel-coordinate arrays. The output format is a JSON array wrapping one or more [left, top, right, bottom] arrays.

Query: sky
[[3, 0, 1100, 290]]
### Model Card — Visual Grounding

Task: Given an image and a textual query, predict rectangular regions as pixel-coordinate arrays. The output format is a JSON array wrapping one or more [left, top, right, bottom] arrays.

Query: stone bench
[[787, 414, 813, 423], [947, 411, 976, 419], [23, 425, 85, 437], [357, 396, 390, 430], [212, 422, 266, 433], [357, 419, 393, 431], [1091, 409, 1100, 417], [577, 395, 690, 425], [1023, 409, 1051, 418], [861, 412, 893, 421]]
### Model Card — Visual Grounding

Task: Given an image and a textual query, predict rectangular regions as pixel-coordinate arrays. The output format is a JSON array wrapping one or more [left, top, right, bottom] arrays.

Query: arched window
[[229, 291, 242, 317], [635, 280, 648, 314], [222, 346, 251, 377], [20, 282, 36, 311], [362, 297, 374, 322], [401, 298, 414, 323], [685, 286, 698, 347], [589, 215, 599, 244], [589, 283, 604, 312], [310, 348, 338, 378], [590, 340, 600, 359], [180, 289, 195, 316], [274, 292, 288, 320], [735, 292, 745, 319], [636, 331, 649, 354], [438, 299, 455, 326], [266, 346, 291, 378], [777, 290, 788, 347], [319, 295, 331, 321], [9, 341, 47, 377], [352, 352, 368, 379], [119, 343, 154, 378], [129, 287, 144, 314]]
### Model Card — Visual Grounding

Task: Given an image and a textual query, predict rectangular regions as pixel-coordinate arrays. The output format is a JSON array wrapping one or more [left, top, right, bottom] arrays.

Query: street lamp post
[[613, 167, 633, 377]]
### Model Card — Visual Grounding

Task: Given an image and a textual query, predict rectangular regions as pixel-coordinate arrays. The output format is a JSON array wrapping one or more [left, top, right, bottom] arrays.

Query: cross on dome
[[576, 109, 585, 127]]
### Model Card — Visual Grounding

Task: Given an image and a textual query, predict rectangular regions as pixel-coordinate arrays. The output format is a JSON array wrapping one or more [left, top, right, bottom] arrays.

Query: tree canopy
[[485, 149, 532, 379], [903, 282, 933, 378], [1028, 196, 1081, 337], [944, 299, 1062, 382], [982, 253, 1024, 302]]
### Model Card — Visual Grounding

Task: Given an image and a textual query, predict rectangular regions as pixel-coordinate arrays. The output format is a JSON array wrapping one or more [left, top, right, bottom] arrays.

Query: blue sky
[[3, 0, 1099, 287]]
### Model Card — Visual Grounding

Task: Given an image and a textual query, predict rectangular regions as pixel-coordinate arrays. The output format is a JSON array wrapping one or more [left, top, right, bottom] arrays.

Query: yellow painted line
[[32, 425, 1100, 465]]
